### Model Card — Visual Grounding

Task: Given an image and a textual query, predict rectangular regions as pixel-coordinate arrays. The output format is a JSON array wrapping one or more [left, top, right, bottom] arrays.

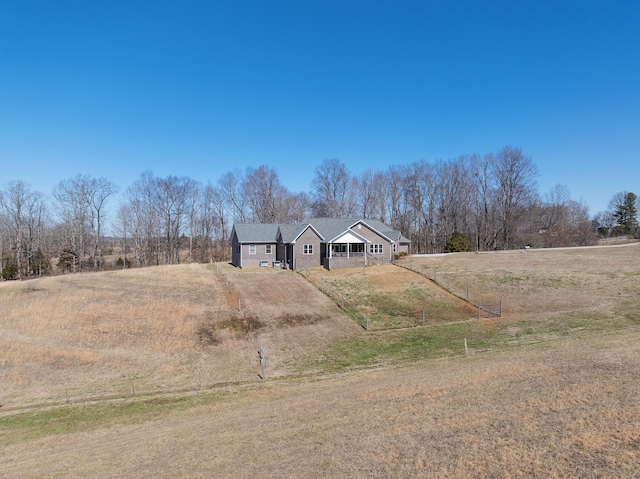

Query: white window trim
[[265, 244, 273, 254], [249, 244, 256, 254], [369, 244, 383, 254], [303, 244, 314, 255]]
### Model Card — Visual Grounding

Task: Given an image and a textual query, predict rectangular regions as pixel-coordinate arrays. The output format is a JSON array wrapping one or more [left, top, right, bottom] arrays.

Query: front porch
[[323, 254, 366, 270], [328, 243, 365, 257], [323, 230, 368, 270]]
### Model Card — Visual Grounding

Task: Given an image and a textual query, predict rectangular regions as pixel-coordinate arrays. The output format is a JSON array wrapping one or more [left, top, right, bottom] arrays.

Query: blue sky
[[1, 0, 638, 216]]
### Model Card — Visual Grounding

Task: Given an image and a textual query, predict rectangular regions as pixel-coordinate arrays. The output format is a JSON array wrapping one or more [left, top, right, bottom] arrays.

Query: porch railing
[[331, 252, 365, 258]]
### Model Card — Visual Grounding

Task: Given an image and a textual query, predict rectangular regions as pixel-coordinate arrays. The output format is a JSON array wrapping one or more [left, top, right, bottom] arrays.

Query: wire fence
[[307, 281, 486, 333], [478, 301, 502, 318], [305, 261, 503, 331], [399, 260, 503, 319]]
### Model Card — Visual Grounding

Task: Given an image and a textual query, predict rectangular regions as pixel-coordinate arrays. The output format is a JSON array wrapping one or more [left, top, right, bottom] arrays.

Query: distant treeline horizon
[[1, 145, 637, 279]]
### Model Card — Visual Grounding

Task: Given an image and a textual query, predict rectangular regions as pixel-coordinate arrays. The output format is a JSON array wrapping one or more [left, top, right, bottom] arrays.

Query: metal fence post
[[259, 340, 265, 379]]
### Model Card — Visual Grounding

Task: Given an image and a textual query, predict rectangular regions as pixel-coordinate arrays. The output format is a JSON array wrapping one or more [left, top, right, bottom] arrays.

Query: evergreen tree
[[611, 191, 638, 236], [444, 231, 472, 253]]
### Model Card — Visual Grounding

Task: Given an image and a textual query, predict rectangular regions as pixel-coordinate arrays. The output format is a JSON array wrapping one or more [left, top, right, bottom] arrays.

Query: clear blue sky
[[1, 0, 638, 216]]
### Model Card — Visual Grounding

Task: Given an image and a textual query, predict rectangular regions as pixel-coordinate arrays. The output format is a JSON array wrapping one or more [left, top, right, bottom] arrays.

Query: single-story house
[[231, 218, 410, 270]]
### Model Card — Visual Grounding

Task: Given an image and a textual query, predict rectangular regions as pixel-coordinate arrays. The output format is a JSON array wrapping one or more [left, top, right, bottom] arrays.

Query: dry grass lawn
[[1, 330, 639, 478], [0, 263, 357, 407], [397, 244, 640, 320], [1, 243, 640, 477]]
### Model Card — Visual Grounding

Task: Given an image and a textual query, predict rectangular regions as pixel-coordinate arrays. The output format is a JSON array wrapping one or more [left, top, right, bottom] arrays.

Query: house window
[[393, 243, 398, 253], [369, 244, 383, 254], [265, 244, 272, 254], [303, 244, 313, 255], [249, 244, 256, 254]]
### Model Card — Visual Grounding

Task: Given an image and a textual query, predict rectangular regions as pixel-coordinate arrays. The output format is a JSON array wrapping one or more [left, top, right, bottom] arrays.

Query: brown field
[[0, 264, 358, 407], [1, 243, 640, 477], [396, 244, 640, 321]]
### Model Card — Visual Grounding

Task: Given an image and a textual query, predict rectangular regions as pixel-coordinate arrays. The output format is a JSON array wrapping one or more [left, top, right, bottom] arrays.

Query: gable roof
[[307, 217, 395, 242], [233, 218, 409, 245], [331, 228, 370, 244], [232, 223, 279, 243], [279, 223, 325, 243]]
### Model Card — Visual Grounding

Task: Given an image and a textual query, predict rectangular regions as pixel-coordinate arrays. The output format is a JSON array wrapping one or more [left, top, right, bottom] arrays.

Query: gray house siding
[[239, 242, 277, 267], [231, 219, 410, 271], [351, 222, 393, 262], [293, 227, 322, 270], [395, 240, 410, 255], [324, 255, 365, 270]]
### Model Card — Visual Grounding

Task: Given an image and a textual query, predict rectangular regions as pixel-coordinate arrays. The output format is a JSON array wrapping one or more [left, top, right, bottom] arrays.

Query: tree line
[[0, 146, 637, 278]]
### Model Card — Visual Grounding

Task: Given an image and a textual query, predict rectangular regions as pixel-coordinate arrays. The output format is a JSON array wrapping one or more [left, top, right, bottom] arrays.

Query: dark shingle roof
[[278, 224, 311, 243], [233, 218, 409, 244], [233, 223, 279, 243]]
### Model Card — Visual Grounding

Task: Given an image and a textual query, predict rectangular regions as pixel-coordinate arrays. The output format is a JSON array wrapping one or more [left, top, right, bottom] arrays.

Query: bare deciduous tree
[[492, 146, 539, 249], [53, 175, 118, 269], [152, 175, 199, 264], [355, 169, 381, 219], [0, 181, 47, 277], [242, 165, 289, 223], [218, 169, 247, 223], [311, 159, 357, 218]]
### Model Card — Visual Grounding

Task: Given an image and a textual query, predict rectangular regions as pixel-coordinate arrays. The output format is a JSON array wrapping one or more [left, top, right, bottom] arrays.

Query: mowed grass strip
[[0, 390, 238, 448], [304, 313, 640, 374], [306, 265, 475, 329]]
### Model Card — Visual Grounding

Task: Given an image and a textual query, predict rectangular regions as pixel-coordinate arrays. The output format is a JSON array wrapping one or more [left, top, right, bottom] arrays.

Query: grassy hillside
[[0, 263, 359, 407], [1, 243, 639, 477], [2, 331, 639, 478]]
